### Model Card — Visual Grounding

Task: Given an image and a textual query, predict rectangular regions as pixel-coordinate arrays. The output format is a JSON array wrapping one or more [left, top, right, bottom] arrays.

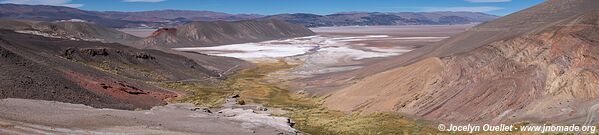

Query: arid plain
[[0, 25, 471, 134]]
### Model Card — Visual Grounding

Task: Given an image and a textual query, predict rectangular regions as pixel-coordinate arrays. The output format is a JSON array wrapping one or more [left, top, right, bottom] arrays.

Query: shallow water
[[172, 35, 416, 61]]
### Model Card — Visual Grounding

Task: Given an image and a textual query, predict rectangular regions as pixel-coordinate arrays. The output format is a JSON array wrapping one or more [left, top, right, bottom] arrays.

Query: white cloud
[[0, 0, 83, 8], [423, 6, 504, 12], [123, 0, 166, 2], [465, 0, 511, 3]]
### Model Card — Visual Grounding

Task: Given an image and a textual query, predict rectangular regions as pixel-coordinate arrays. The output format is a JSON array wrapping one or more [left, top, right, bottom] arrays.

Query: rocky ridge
[[136, 19, 316, 48]]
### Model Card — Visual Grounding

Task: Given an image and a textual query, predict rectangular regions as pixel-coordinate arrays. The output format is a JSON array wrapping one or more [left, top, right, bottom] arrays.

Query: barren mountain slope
[[32, 22, 141, 44], [365, 0, 599, 81], [0, 19, 250, 73], [430, 0, 599, 57], [313, 0, 599, 84], [0, 20, 141, 45], [0, 19, 37, 29], [0, 4, 268, 28], [136, 19, 315, 48], [325, 0, 599, 124], [0, 30, 229, 110]]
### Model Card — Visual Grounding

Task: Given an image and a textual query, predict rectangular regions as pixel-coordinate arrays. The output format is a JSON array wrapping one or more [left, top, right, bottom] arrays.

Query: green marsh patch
[[164, 60, 442, 135]]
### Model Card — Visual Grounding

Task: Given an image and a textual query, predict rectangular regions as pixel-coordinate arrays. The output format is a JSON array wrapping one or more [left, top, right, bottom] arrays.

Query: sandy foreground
[[0, 98, 296, 135]]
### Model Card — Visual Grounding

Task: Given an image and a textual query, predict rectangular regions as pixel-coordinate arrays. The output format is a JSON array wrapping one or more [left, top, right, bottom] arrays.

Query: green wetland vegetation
[[162, 61, 442, 135]]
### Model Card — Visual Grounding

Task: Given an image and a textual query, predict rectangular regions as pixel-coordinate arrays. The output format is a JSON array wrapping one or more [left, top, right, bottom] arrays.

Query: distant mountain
[[0, 29, 225, 109], [0, 19, 140, 45], [0, 4, 140, 28], [136, 19, 315, 48], [262, 12, 499, 27], [0, 4, 263, 28]]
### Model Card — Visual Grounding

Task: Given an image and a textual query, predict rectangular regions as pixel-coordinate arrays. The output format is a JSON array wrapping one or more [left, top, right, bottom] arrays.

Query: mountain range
[[136, 19, 315, 48], [262, 11, 498, 27], [0, 4, 498, 28], [0, 4, 262, 28]]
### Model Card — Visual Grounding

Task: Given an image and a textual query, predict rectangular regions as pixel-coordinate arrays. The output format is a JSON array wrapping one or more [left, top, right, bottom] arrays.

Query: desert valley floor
[[0, 25, 472, 134]]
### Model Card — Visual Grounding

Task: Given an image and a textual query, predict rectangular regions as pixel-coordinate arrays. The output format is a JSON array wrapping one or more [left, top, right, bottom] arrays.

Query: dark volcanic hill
[[136, 19, 316, 48], [324, 0, 599, 124], [262, 11, 498, 27], [0, 29, 229, 110]]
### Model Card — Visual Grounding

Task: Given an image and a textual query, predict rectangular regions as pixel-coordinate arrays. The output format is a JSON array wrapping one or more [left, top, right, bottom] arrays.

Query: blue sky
[[1, 0, 545, 16]]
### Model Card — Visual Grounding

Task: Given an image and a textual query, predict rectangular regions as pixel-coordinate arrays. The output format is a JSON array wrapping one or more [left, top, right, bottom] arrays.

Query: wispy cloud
[[465, 0, 511, 3], [123, 0, 166, 2], [0, 0, 83, 7], [423, 6, 504, 12]]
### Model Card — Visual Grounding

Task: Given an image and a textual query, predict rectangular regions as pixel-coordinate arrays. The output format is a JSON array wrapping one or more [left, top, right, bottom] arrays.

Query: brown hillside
[[325, 0, 599, 124], [136, 19, 315, 48]]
